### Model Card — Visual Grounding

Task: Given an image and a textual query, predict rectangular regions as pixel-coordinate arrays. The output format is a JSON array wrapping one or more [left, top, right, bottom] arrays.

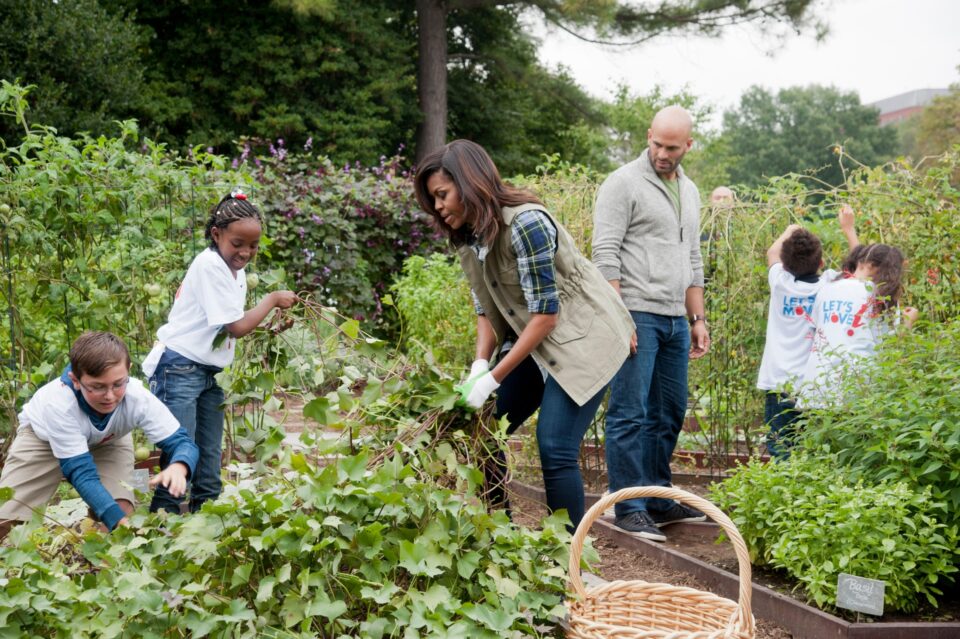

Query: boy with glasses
[[0, 331, 199, 538]]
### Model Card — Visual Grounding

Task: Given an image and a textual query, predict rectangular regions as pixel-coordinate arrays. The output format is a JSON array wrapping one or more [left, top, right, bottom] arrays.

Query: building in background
[[869, 88, 949, 126]]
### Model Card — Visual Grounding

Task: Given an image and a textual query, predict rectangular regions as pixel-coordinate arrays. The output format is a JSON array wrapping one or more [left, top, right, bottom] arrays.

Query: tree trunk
[[415, 0, 448, 163]]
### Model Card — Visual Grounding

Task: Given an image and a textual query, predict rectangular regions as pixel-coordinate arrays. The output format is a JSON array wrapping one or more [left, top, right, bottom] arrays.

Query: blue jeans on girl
[[148, 349, 224, 514], [605, 311, 690, 518]]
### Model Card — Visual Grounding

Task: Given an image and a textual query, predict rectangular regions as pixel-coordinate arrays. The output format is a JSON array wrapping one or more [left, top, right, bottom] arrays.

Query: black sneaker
[[613, 511, 667, 542], [649, 503, 708, 527]]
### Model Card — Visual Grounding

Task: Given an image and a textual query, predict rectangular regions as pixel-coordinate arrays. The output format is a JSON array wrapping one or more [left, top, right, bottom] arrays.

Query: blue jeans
[[764, 392, 799, 460], [148, 349, 224, 514], [485, 356, 545, 515], [605, 311, 689, 517], [491, 355, 606, 531]]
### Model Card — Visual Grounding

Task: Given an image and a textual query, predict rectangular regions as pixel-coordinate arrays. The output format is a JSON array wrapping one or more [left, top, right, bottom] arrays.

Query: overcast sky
[[529, 0, 959, 129]]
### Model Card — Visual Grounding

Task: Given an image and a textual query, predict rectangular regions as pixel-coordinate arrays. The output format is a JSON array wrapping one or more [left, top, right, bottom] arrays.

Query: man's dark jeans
[[605, 311, 689, 518]]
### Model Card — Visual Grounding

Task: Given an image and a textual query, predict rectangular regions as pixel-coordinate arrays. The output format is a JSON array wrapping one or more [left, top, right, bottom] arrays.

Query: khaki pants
[[0, 426, 135, 522]]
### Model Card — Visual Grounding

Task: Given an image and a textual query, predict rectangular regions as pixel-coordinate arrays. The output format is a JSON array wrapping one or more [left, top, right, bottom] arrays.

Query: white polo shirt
[[18, 377, 181, 459], [156, 248, 247, 369]]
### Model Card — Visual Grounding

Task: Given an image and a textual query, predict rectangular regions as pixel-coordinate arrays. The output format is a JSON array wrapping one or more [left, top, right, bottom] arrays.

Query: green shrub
[[711, 455, 959, 613], [391, 253, 475, 369], [513, 157, 602, 254], [798, 318, 960, 515], [0, 451, 572, 637], [0, 81, 244, 429]]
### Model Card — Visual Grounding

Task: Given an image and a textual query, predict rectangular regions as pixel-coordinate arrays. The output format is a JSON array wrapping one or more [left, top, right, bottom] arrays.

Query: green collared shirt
[[660, 175, 681, 217]]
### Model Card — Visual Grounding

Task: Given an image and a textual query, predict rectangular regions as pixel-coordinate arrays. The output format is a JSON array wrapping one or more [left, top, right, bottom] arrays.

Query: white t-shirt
[[18, 378, 181, 459], [756, 264, 838, 391], [156, 248, 247, 369], [798, 277, 891, 409]]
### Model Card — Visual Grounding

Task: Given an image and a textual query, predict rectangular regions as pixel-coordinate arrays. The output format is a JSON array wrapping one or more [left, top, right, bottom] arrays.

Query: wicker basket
[[566, 486, 755, 639]]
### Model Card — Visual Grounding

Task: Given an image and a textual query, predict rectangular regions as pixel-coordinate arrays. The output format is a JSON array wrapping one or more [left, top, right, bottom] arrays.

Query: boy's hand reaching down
[[149, 462, 190, 498]]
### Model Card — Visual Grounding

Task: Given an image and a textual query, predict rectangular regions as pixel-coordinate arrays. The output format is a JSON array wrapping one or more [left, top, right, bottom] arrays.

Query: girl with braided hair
[[799, 243, 917, 410], [143, 190, 296, 514]]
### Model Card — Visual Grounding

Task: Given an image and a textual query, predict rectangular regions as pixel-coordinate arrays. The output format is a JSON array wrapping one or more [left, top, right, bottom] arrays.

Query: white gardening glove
[[455, 371, 500, 410], [467, 358, 489, 381]]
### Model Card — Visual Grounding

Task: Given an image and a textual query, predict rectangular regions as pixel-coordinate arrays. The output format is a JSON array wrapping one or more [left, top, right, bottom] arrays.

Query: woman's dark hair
[[859, 243, 905, 312], [413, 139, 542, 246], [204, 191, 262, 247]]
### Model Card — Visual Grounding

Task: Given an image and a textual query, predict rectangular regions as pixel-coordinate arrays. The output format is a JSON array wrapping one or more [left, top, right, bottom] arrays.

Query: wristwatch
[[688, 314, 705, 326]]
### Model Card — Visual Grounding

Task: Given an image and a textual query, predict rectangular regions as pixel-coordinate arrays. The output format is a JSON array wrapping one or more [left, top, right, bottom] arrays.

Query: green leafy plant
[[798, 318, 960, 515], [0, 260, 588, 636], [0, 81, 246, 438], [513, 157, 603, 255], [711, 454, 959, 613], [390, 253, 475, 369], [0, 450, 573, 638], [249, 147, 445, 329]]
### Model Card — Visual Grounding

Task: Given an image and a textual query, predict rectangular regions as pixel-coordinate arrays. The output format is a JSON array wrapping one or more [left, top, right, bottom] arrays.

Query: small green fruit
[[246, 272, 260, 289], [135, 446, 151, 461], [145, 283, 163, 297], [0, 204, 10, 215]]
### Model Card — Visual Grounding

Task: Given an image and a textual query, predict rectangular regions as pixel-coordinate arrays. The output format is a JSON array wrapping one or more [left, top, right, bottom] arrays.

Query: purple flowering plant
[[239, 141, 444, 329]]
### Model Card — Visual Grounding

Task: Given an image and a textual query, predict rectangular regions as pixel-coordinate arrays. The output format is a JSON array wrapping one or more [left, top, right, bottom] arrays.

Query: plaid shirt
[[470, 208, 559, 315]]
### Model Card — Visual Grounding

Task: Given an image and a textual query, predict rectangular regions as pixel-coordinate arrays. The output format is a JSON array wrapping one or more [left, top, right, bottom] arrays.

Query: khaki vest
[[458, 204, 635, 406]]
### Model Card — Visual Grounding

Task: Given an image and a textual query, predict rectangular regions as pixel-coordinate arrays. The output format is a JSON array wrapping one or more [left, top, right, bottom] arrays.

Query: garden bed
[[579, 442, 771, 468], [509, 478, 960, 639], [510, 439, 745, 493]]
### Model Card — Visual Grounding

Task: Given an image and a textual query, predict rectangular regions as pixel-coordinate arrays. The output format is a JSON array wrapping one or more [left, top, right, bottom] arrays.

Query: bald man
[[592, 105, 710, 541], [710, 186, 734, 205]]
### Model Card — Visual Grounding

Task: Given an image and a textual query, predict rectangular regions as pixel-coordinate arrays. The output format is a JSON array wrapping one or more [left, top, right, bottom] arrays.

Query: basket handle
[[568, 486, 753, 631]]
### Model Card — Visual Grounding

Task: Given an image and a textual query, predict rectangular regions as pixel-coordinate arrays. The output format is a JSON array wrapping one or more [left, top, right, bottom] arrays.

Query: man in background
[[592, 105, 710, 541]]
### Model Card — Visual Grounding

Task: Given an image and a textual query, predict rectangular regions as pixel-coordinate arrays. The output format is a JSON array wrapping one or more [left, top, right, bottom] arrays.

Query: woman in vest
[[413, 139, 635, 529]]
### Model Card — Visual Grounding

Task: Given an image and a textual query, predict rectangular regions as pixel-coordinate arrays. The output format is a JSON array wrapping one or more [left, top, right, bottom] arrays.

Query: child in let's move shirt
[[799, 243, 916, 410], [756, 206, 858, 458]]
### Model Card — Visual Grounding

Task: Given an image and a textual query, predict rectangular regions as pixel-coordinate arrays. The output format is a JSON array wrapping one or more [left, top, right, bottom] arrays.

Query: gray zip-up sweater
[[592, 149, 705, 317]]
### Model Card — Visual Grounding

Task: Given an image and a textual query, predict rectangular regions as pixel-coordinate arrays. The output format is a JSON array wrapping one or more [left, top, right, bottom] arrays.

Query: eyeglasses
[[77, 377, 130, 397]]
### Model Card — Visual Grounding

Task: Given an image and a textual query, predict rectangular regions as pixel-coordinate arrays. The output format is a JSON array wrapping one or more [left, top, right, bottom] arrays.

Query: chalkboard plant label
[[837, 572, 885, 616]]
